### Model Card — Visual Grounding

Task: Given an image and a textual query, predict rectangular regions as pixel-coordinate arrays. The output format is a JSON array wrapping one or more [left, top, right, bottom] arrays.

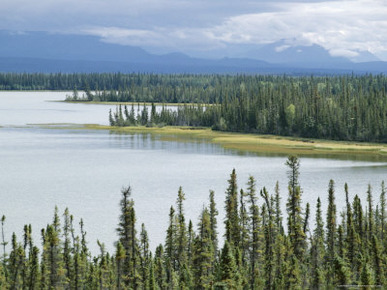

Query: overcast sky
[[2, 0, 387, 60]]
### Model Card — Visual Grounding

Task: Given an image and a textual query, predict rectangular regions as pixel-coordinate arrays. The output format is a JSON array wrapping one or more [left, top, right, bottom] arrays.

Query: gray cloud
[[2, 0, 387, 60]]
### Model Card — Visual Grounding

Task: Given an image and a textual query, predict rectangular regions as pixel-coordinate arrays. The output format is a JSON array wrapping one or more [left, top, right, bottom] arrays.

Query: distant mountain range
[[0, 31, 386, 74]]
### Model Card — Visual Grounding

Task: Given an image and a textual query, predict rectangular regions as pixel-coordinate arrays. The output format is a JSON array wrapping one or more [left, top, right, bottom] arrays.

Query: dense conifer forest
[[0, 156, 386, 289], [1, 72, 387, 142]]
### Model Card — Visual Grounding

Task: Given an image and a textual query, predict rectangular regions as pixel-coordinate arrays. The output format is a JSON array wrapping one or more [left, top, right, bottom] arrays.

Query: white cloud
[[329, 49, 359, 58], [1, 0, 387, 60], [207, 1, 387, 55], [275, 45, 291, 52]]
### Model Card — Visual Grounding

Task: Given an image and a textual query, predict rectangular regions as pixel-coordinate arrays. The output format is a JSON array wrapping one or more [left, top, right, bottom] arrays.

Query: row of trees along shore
[[97, 73, 387, 143], [0, 72, 386, 142], [0, 156, 386, 289]]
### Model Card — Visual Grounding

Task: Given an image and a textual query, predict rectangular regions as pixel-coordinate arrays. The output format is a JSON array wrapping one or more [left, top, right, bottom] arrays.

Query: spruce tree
[[380, 181, 386, 242], [261, 187, 275, 289], [224, 169, 240, 248], [187, 220, 195, 267], [333, 254, 350, 286], [115, 241, 125, 289], [62, 208, 74, 286], [274, 181, 283, 235], [239, 189, 249, 265], [147, 253, 157, 290], [8, 233, 24, 289], [116, 185, 139, 288], [164, 206, 176, 288], [367, 184, 374, 244], [246, 175, 262, 288], [139, 223, 150, 287], [326, 179, 337, 286], [176, 187, 187, 271], [217, 241, 239, 289], [209, 190, 218, 258], [310, 197, 326, 289], [192, 208, 215, 289], [27, 246, 40, 289], [285, 156, 305, 260]]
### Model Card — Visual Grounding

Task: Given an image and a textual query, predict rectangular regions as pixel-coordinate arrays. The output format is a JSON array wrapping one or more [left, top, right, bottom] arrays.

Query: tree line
[[0, 156, 386, 289], [1, 72, 386, 142], [94, 73, 387, 143]]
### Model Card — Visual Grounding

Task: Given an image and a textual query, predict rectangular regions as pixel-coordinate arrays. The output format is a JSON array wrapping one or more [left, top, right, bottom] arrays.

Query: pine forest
[[0, 156, 386, 289], [2, 73, 386, 142]]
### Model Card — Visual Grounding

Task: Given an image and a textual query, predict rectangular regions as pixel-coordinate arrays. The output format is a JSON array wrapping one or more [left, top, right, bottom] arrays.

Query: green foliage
[[1, 72, 387, 141], [0, 156, 387, 288], [100, 73, 387, 142], [224, 169, 240, 248]]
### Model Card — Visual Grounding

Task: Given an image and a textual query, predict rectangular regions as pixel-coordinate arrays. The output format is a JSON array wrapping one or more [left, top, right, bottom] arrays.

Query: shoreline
[[76, 124, 387, 160], [61, 100, 213, 106]]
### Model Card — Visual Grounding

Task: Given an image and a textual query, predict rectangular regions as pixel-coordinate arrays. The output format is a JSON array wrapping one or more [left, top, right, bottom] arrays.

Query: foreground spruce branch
[[0, 156, 386, 289]]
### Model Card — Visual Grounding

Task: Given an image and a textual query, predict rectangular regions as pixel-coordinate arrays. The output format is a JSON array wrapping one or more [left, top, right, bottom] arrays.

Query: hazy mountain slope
[[0, 31, 385, 74]]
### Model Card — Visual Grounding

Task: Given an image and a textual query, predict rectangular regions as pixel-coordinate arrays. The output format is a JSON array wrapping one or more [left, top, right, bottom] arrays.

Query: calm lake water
[[0, 91, 386, 254]]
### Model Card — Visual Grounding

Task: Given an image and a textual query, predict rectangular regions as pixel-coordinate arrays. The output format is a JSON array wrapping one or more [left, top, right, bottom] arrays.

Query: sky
[[2, 0, 387, 61]]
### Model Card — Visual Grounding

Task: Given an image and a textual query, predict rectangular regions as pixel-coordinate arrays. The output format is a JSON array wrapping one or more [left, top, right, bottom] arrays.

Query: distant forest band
[[1, 72, 386, 142]]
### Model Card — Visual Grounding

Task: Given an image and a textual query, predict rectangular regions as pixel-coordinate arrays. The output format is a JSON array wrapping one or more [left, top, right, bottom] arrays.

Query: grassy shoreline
[[62, 100, 210, 106], [74, 124, 387, 160]]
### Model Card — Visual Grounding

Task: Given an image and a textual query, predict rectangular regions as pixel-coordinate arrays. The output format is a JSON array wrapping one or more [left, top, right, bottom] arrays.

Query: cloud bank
[[2, 0, 387, 60]]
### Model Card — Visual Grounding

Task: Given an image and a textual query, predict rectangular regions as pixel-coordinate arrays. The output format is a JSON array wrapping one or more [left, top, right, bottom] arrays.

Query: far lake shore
[[37, 124, 387, 160]]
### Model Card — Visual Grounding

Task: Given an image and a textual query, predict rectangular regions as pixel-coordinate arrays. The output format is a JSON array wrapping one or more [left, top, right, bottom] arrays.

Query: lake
[[0, 91, 386, 254]]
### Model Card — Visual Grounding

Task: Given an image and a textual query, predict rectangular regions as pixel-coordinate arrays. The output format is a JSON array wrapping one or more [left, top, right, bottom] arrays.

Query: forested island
[[0, 156, 386, 289]]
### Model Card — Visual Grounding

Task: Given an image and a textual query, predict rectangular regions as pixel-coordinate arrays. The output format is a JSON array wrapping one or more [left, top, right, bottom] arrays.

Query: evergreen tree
[[261, 187, 275, 289], [224, 169, 240, 248], [333, 254, 351, 286], [381, 181, 386, 242], [62, 208, 74, 286], [187, 220, 195, 267], [176, 187, 187, 271], [116, 185, 140, 288], [147, 254, 157, 290], [192, 208, 215, 289], [286, 156, 306, 260], [326, 179, 337, 286], [310, 197, 326, 289], [8, 233, 24, 289], [115, 241, 125, 289], [139, 223, 150, 287], [367, 184, 374, 244], [246, 175, 262, 288], [164, 206, 177, 288], [209, 190, 218, 258], [217, 241, 240, 289], [239, 189, 249, 264]]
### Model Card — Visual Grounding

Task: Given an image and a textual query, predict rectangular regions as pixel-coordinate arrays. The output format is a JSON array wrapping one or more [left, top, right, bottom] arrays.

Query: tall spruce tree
[[116, 185, 140, 288], [310, 197, 326, 289], [224, 169, 240, 248], [285, 156, 305, 260], [176, 187, 187, 271], [326, 180, 337, 286], [261, 187, 275, 289], [246, 175, 262, 288], [164, 206, 177, 288], [209, 190, 219, 259]]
